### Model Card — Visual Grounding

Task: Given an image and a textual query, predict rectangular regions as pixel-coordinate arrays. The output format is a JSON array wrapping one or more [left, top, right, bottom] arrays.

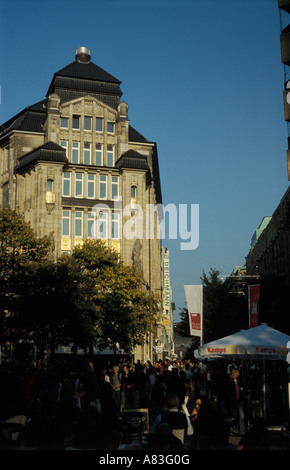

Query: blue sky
[[0, 0, 289, 321]]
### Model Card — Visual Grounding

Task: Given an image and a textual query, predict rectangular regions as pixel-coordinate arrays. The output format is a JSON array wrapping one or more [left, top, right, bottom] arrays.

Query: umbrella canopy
[[197, 324, 290, 360]]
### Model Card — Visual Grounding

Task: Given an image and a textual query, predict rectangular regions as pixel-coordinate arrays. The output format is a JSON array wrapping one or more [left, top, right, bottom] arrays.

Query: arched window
[[47, 179, 54, 192], [46, 179, 55, 205], [131, 185, 137, 199]]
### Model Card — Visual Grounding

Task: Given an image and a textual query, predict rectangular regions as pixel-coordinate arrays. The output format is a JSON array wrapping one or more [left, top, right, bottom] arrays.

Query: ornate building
[[246, 186, 290, 284], [0, 47, 166, 361]]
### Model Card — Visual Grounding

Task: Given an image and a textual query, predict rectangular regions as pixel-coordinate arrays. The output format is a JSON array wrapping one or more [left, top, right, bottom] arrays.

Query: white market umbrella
[[198, 324, 290, 359], [197, 324, 290, 421]]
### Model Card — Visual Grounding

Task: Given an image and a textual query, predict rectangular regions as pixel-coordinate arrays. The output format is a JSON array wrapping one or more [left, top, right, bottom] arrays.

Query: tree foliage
[[72, 239, 161, 354], [0, 208, 50, 263], [201, 267, 247, 343], [0, 210, 161, 360], [0, 208, 51, 338], [6, 257, 97, 358]]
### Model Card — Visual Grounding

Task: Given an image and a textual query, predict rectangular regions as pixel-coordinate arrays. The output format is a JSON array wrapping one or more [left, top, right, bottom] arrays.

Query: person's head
[[195, 398, 202, 411], [156, 423, 172, 444], [166, 394, 179, 409], [230, 367, 240, 379]]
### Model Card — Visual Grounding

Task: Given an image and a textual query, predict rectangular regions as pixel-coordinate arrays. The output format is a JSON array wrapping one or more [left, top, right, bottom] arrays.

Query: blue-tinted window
[[96, 144, 103, 165], [96, 117, 103, 132], [72, 115, 80, 129], [61, 117, 69, 128], [84, 116, 92, 130], [107, 122, 115, 133]]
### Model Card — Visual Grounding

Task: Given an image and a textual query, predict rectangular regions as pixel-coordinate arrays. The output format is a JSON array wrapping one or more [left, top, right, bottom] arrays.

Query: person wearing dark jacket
[[223, 366, 246, 436]]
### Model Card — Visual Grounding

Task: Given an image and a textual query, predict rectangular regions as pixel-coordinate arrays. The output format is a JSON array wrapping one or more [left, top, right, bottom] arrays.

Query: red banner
[[249, 284, 260, 328], [190, 312, 201, 332], [184, 285, 203, 337]]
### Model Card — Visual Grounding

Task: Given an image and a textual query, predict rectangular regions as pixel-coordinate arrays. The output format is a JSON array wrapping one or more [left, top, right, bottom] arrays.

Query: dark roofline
[[46, 60, 122, 97], [56, 60, 121, 83], [129, 125, 149, 144], [16, 141, 67, 173], [0, 100, 47, 138], [115, 150, 150, 171]]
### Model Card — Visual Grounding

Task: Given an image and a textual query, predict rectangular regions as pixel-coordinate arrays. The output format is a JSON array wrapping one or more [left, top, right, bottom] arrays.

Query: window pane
[[62, 210, 70, 236], [84, 143, 91, 164], [47, 179, 53, 192], [61, 117, 69, 128], [100, 175, 107, 199], [131, 186, 137, 198], [63, 172, 71, 196], [96, 144, 103, 165], [107, 122, 115, 133], [112, 213, 120, 239], [73, 115, 80, 129], [88, 174, 95, 198], [99, 212, 107, 238], [84, 116, 92, 130], [107, 145, 114, 167], [72, 142, 79, 163], [112, 176, 119, 200], [75, 173, 83, 197], [96, 117, 103, 132], [75, 211, 83, 237], [60, 141, 68, 156], [88, 212, 95, 238]]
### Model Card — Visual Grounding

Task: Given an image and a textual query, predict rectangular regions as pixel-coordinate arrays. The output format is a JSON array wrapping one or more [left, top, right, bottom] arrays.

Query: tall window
[[131, 185, 137, 198], [112, 212, 120, 239], [75, 211, 83, 238], [61, 117, 69, 128], [83, 143, 91, 164], [99, 175, 107, 199], [75, 173, 83, 197], [87, 212, 95, 238], [98, 211, 108, 238], [47, 179, 53, 192], [87, 174, 95, 198], [107, 145, 114, 167], [60, 140, 68, 157], [95, 144, 103, 166], [84, 116, 92, 131], [96, 117, 103, 132], [63, 172, 71, 196], [72, 142, 80, 164], [62, 210, 71, 236], [111, 176, 119, 200], [72, 115, 80, 129], [107, 122, 115, 134]]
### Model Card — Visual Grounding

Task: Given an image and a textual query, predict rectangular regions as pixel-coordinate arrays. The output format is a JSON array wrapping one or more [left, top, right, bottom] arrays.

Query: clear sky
[[0, 0, 289, 321]]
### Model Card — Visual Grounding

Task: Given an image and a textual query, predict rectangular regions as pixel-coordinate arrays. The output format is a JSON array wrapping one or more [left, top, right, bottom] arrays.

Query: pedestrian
[[150, 394, 193, 441], [120, 364, 134, 412], [204, 365, 213, 400], [223, 366, 246, 436], [110, 365, 122, 418]]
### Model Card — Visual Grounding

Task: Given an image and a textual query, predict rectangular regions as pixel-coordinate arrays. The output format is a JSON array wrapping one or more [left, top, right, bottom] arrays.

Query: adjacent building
[[246, 186, 290, 285], [0, 46, 168, 362]]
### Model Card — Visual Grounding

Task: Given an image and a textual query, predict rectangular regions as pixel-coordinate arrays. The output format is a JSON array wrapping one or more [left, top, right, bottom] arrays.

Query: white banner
[[184, 285, 203, 337], [160, 249, 171, 326]]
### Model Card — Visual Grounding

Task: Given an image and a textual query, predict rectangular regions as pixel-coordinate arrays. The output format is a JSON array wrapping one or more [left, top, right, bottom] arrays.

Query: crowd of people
[[0, 356, 289, 450]]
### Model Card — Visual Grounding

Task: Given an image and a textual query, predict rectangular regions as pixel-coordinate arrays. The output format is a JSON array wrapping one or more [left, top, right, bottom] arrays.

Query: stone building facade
[[246, 185, 290, 285], [0, 47, 166, 361]]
